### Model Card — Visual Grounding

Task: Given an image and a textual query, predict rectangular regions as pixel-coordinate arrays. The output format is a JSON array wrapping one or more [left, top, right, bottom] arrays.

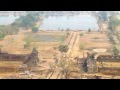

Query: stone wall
[[0, 48, 39, 72]]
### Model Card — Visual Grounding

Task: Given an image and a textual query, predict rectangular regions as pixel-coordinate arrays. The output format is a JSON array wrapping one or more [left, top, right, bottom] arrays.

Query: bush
[[88, 28, 91, 32], [59, 45, 69, 53], [112, 47, 119, 55], [32, 26, 38, 33], [80, 33, 83, 37]]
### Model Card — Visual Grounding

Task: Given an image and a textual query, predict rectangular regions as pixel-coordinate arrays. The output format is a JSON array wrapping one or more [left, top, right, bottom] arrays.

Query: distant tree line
[[12, 12, 39, 29]]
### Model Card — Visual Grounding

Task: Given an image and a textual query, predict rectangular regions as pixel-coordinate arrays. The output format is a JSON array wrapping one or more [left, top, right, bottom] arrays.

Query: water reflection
[[0, 15, 19, 25], [39, 15, 99, 30]]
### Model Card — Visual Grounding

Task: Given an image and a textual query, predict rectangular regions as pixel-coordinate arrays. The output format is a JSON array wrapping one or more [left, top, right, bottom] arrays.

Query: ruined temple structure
[[76, 52, 120, 74], [23, 48, 39, 68], [0, 48, 39, 71], [74, 57, 86, 72], [85, 53, 120, 74], [86, 53, 98, 73]]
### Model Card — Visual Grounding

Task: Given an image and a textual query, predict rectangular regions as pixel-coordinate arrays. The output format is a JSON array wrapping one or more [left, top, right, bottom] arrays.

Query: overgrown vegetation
[[59, 45, 69, 54], [12, 12, 40, 29], [108, 15, 120, 55], [98, 11, 108, 22], [32, 26, 38, 33], [88, 28, 91, 32], [109, 16, 120, 30], [57, 59, 75, 79], [112, 46, 119, 55], [0, 25, 19, 40]]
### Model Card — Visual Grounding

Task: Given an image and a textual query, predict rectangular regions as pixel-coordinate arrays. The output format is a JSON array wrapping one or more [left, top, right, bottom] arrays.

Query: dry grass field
[[79, 32, 112, 50]]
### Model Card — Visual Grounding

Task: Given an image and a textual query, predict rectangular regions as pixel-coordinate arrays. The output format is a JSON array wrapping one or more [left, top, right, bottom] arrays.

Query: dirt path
[[70, 32, 80, 58], [49, 69, 61, 79], [46, 31, 80, 79], [66, 31, 80, 58]]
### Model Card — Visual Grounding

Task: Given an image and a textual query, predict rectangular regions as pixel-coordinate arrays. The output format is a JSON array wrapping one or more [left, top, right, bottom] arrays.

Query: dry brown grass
[[79, 32, 112, 49], [84, 33, 108, 39]]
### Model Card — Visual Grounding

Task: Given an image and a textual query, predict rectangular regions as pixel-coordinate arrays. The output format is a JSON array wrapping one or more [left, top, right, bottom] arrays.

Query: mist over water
[[0, 14, 99, 31], [0, 15, 19, 25], [39, 15, 99, 30]]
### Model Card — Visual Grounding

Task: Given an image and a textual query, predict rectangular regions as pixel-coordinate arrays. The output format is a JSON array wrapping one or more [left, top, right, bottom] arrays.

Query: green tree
[[32, 26, 38, 33], [108, 15, 120, 30], [98, 11, 108, 22], [58, 45, 69, 64], [12, 12, 40, 29], [88, 28, 91, 32], [112, 47, 119, 55], [59, 45, 69, 54]]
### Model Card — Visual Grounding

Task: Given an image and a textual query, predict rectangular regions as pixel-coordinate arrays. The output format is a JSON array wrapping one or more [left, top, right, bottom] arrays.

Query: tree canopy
[[12, 12, 40, 29], [88, 28, 91, 32], [98, 11, 108, 22], [109, 16, 120, 30], [59, 45, 69, 53], [112, 47, 119, 55], [32, 26, 39, 33]]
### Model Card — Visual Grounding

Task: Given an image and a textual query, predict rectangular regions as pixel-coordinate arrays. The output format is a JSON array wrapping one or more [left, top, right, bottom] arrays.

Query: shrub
[[32, 26, 38, 33], [80, 33, 83, 37], [112, 47, 119, 55]]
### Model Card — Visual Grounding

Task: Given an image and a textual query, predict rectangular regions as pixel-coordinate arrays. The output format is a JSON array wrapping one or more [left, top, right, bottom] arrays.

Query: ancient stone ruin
[[0, 48, 39, 71], [86, 53, 120, 74], [76, 52, 120, 75]]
